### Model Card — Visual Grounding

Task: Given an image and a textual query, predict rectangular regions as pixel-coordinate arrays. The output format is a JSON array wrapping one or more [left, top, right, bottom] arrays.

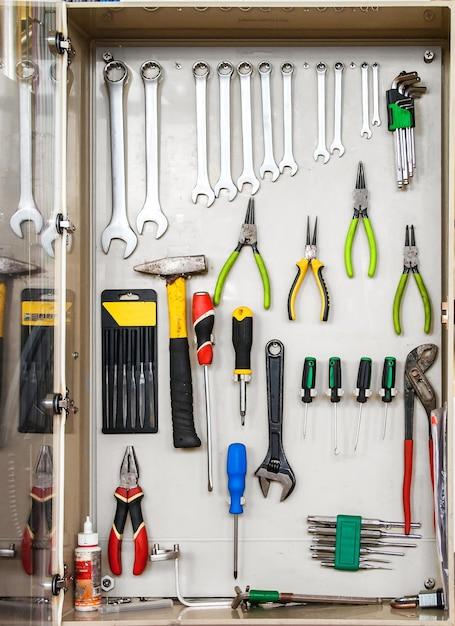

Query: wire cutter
[[21, 445, 53, 575], [344, 161, 377, 278], [108, 446, 148, 576], [393, 225, 432, 335], [403, 344, 437, 534], [287, 216, 329, 322], [213, 198, 271, 309]]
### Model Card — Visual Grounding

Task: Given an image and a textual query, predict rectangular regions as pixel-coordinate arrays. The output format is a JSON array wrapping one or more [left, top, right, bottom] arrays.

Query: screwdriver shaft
[[204, 366, 213, 492], [240, 379, 246, 425], [233, 515, 238, 579], [333, 404, 339, 455], [303, 404, 309, 439], [382, 404, 388, 440], [354, 404, 362, 452]]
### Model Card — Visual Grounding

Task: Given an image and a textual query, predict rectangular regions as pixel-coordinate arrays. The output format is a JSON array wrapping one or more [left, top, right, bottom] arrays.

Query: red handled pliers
[[108, 446, 148, 575]]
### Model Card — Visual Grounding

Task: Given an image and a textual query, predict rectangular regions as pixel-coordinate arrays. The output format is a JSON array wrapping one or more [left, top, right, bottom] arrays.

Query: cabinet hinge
[[51, 564, 72, 596], [441, 301, 449, 325], [43, 389, 78, 418], [47, 31, 76, 64], [55, 213, 76, 235]]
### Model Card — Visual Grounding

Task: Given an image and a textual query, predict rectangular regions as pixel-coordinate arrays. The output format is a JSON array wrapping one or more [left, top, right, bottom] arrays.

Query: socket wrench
[[314, 63, 330, 164], [329, 62, 345, 156], [237, 62, 259, 194], [192, 61, 215, 207], [279, 62, 298, 175], [214, 61, 237, 201], [258, 61, 279, 181]]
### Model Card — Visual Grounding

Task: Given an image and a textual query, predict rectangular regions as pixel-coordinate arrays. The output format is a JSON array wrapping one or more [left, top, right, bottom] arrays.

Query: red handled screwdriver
[[192, 292, 215, 492]]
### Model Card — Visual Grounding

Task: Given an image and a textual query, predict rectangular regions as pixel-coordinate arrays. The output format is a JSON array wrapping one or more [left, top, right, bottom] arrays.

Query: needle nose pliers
[[287, 216, 330, 322], [108, 445, 149, 576], [344, 161, 377, 278], [393, 225, 432, 335], [213, 198, 271, 309]]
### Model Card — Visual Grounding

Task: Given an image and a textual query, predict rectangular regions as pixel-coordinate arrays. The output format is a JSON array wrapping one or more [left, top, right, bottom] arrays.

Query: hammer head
[[0, 256, 39, 277], [134, 255, 207, 281]]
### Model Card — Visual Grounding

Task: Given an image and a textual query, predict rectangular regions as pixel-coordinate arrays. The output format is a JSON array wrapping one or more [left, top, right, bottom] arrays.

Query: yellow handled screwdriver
[[232, 307, 253, 426]]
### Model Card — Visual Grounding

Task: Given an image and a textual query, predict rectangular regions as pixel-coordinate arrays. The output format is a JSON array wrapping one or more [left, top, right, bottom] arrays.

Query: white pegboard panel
[[92, 45, 442, 598]]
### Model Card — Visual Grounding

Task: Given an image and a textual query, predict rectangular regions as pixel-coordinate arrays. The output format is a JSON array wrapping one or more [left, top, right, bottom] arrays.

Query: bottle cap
[[78, 516, 98, 546]]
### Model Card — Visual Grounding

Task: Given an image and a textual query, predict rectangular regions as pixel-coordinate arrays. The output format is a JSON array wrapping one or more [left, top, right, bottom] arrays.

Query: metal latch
[[56, 213, 76, 235], [43, 390, 78, 417], [51, 564, 72, 596], [0, 544, 16, 559], [441, 301, 449, 325], [47, 31, 75, 62]]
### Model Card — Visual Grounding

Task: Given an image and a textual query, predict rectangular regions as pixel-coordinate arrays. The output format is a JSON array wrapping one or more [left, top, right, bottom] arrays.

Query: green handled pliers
[[393, 224, 432, 335], [214, 198, 271, 309], [344, 162, 377, 278]]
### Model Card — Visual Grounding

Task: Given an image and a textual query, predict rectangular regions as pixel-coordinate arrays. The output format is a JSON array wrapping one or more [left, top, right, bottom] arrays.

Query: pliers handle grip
[[287, 259, 329, 322], [344, 216, 377, 278], [214, 248, 271, 310], [403, 439, 435, 535], [393, 272, 431, 335], [21, 485, 53, 575]]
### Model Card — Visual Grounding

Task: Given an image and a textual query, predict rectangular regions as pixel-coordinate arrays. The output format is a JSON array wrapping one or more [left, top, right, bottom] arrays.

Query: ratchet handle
[[232, 307, 253, 374], [192, 292, 214, 366], [403, 439, 413, 535]]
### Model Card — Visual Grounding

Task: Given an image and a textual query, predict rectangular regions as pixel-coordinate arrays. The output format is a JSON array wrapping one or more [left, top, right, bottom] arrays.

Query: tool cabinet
[[0, 1, 454, 625]]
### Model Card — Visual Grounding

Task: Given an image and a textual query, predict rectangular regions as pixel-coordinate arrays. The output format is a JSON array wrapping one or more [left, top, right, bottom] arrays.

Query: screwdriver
[[354, 357, 372, 452], [380, 356, 397, 439], [232, 307, 253, 426], [301, 357, 317, 438], [328, 357, 342, 454], [192, 292, 215, 492], [227, 443, 247, 580]]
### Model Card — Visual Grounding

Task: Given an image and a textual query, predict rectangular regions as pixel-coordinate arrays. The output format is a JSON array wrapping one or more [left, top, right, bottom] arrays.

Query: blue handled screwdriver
[[227, 443, 247, 580]]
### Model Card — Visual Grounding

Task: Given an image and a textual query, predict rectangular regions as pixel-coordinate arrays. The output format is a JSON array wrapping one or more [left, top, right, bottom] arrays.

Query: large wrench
[[371, 62, 381, 127], [192, 61, 215, 207], [101, 57, 138, 259], [136, 61, 168, 238], [360, 62, 372, 139], [214, 61, 237, 201], [279, 62, 298, 175], [258, 61, 279, 181], [237, 62, 259, 194], [10, 60, 43, 238], [329, 62, 345, 156], [313, 63, 330, 164]]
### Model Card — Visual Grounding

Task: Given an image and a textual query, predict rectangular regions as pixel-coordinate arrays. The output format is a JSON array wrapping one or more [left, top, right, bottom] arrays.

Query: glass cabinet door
[[0, 2, 69, 624]]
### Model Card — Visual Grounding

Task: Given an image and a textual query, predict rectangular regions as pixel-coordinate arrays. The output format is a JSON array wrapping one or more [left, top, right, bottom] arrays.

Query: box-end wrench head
[[214, 61, 237, 201], [136, 61, 168, 238], [314, 63, 330, 164], [329, 62, 345, 157], [371, 62, 381, 127], [258, 61, 279, 181], [192, 61, 215, 207], [360, 62, 372, 139], [237, 62, 260, 195], [278, 62, 298, 176]]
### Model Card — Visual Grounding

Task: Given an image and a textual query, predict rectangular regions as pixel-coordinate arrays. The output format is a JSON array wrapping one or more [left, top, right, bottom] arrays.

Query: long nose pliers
[[393, 225, 432, 335], [213, 198, 271, 309]]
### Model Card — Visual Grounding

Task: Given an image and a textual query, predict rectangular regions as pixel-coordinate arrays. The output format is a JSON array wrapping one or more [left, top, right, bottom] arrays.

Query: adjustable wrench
[[101, 55, 138, 259], [329, 62, 345, 156], [136, 61, 168, 238], [279, 62, 298, 175], [214, 61, 237, 201], [371, 62, 381, 127], [258, 61, 279, 181], [360, 62, 372, 139], [313, 63, 330, 164], [10, 60, 43, 238], [237, 62, 259, 194], [192, 61, 215, 207]]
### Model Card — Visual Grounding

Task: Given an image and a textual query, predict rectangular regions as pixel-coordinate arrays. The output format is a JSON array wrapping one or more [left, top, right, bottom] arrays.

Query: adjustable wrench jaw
[[255, 463, 296, 502]]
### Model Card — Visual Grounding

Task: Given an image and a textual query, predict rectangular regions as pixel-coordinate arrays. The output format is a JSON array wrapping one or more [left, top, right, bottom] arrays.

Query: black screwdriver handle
[[301, 357, 316, 403], [232, 307, 253, 373], [381, 356, 396, 403], [328, 356, 342, 403], [356, 357, 372, 403]]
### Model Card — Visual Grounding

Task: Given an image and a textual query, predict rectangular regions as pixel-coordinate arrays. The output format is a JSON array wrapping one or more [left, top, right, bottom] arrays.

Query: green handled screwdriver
[[227, 443, 247, 580], [380, 357, 397, 439], [301, 357, 317, 439], [232, 307, 253, 426], [354, 357, 372, 452], [328, 357, 343, 455]]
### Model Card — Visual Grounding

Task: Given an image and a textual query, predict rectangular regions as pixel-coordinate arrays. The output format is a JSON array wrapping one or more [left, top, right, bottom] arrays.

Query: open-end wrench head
[[136, 203, 168, 238], [40, 221, 59, 257], [259, 163, 280, 181], [214, 180, 237, 201], [10, 207, 43, 238], [313, 149, 330, 164], [279, 158, 298, 176], [192, 185, 215, 207], [255, 467, 296, 502], [329, 143, 345, 157], [101, 223, 138, 259], [237, 173, 260, 195]]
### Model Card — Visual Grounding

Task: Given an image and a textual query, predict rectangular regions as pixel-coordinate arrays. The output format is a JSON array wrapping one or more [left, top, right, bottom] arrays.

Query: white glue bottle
[[74, 516, 102, 611]]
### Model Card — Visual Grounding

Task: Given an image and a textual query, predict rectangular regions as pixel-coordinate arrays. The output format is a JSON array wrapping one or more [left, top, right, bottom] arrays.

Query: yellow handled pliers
[[287, 216, 330, 322]]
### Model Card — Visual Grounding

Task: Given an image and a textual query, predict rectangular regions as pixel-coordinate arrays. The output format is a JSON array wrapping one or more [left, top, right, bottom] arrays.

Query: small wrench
[[371, 62, 381, 127], [360, 62, 372, 139], [214, 61, 237, 201], [279, 62, 298, 175], [314, 63, 330, 164], [258, 61, 279, 181], [329, 62, 345, 156], [237, 62, 259, 194], [192, 61, 215, 207], [136, 61, 168, 238], [10, 60, 43, 238], [101, 56, 138, 259]]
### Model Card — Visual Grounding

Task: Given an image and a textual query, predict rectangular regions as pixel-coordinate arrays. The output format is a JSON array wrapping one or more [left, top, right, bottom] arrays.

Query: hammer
[[134, 255, 207, 448]]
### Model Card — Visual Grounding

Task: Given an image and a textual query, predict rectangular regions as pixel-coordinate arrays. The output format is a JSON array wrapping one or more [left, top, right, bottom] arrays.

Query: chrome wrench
[[279, 62, 298, 175], [192, 61, 215, 207], [258, 61, 279, 181], [371, 62, 381, 127], [360, 62, 372, 139], [214, 61, 237, 201], [314, 63, 329, 164], [101, 56, 138, 259], [136, 60, 168, 238], [10, 60, 43, 238], [237, 62, 259, 194], [330, 62, 345, 156]]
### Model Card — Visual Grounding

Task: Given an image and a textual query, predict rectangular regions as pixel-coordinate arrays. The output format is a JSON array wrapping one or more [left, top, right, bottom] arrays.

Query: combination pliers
[[393, 224, 432, 335], [213, 198, 271, 309]]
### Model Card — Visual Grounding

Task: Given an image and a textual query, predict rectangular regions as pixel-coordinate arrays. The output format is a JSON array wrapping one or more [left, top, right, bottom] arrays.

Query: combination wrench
[[192, 61, 215, 207], [258, 61, 279, 181], [101, 55, 138, 259], [237, 62, 259, 194], [10, 60, 44, 238], [314, 62, 330, 164], [214, 61, 237, 201], [371, 62, 381, 127], [329, 62, 345, 156], [136, 61, 168, 238], [279, 62, 298, 175], [360, 62, 372, 139]]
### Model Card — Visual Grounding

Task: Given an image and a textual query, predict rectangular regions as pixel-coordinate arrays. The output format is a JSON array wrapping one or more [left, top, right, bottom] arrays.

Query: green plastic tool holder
[[334, 515, 362, 571]]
